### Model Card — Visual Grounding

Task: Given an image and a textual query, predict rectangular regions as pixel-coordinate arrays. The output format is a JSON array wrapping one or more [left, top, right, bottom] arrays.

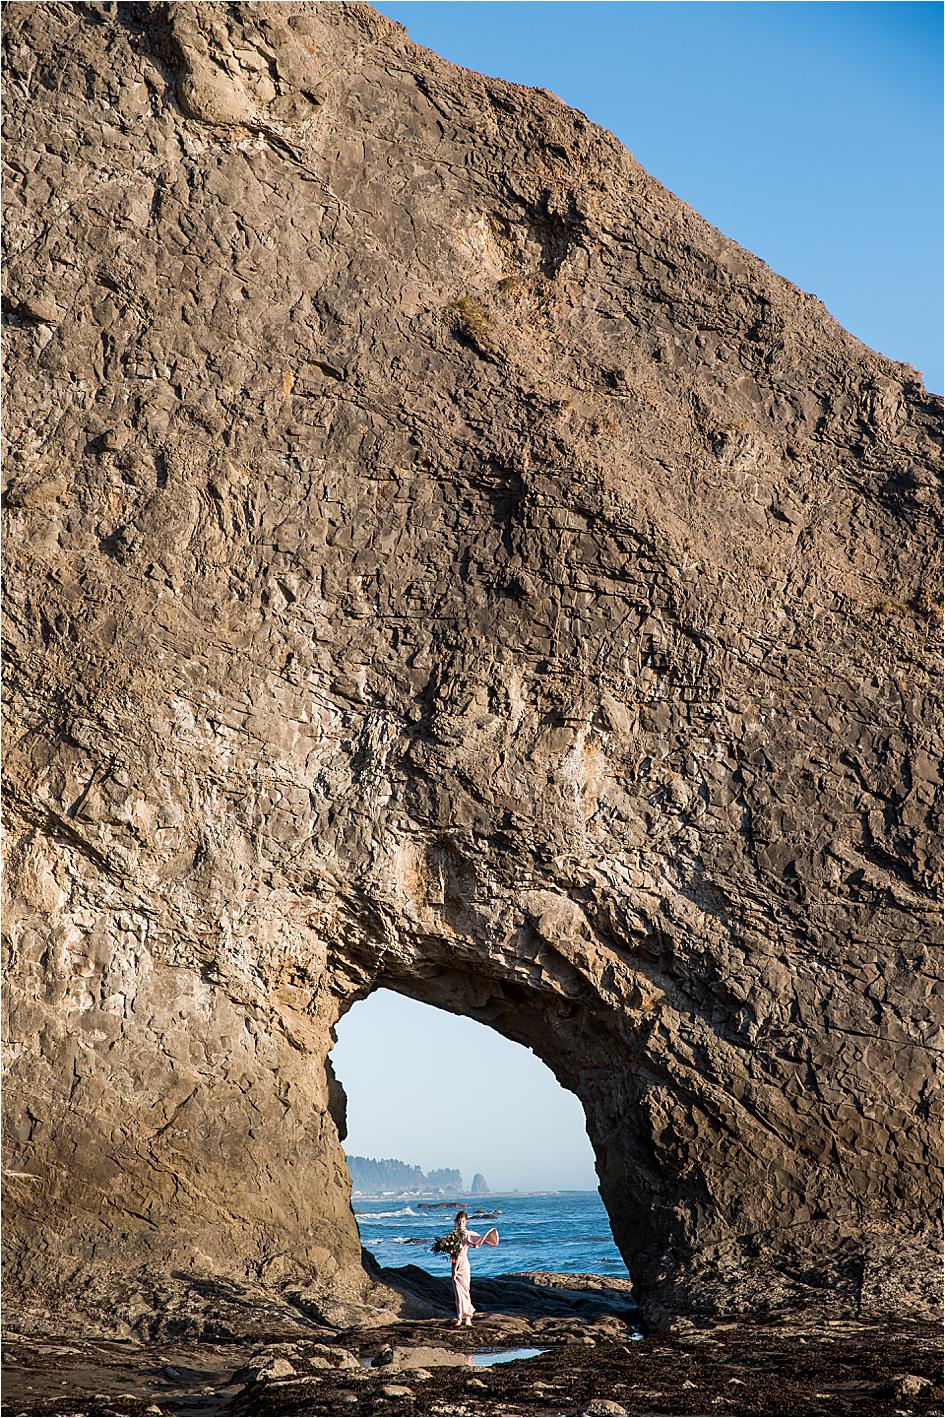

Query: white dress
[[451, 1226, 498, 1320]]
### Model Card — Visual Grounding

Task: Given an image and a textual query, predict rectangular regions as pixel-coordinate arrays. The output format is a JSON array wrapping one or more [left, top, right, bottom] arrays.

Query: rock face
[[2, 1, 941, 1334]]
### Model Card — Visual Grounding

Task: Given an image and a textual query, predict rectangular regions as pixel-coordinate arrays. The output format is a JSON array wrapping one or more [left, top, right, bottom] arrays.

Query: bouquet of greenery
[[430, 1228, 463, 1259]]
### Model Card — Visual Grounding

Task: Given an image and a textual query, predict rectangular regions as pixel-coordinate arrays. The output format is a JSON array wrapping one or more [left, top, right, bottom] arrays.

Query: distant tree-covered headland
[[346, 1154, 463, 1195]]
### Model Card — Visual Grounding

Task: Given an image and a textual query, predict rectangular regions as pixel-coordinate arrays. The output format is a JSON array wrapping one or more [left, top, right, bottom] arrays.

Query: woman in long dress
[[451, 1209, 498, 1326]]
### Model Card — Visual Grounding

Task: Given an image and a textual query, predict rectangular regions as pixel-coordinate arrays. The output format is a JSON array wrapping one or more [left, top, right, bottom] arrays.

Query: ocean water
[[353, 1190, 628, 1278]]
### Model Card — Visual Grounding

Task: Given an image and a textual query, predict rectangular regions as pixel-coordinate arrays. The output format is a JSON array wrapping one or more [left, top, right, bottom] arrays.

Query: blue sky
[[334, 3, 943, 1194], [374, 1, 943, 392], [333, 990, 599, 1191]]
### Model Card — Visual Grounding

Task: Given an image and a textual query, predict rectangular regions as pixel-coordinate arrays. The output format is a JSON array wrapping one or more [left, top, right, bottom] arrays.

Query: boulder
[[374, 1345, 469, 1371]]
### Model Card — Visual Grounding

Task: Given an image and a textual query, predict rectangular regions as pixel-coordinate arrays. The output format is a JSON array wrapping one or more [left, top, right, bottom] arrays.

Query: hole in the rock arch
[[330, 988, 627, 1279]]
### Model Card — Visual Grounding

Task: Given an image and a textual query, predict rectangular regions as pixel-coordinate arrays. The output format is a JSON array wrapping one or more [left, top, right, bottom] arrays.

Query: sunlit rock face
[[2, 0, 941, 1334]]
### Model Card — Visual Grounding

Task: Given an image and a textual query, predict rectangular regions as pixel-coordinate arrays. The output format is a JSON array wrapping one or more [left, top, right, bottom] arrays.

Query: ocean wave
[[355, 1207, 417, 1219]]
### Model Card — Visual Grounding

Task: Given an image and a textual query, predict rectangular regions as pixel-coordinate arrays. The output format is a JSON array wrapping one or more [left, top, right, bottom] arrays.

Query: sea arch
[[323, 928, 669, 1301], [2, 0, 939, 1341]]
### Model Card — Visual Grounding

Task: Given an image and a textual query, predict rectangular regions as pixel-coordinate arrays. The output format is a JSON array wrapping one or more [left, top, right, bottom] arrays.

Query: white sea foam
[[355, 1194, 628, 1284], [356, 1206, 417, 1219]]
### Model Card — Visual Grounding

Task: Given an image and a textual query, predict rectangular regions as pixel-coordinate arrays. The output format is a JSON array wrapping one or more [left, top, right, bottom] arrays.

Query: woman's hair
[[454, 1209, 468, 1227]]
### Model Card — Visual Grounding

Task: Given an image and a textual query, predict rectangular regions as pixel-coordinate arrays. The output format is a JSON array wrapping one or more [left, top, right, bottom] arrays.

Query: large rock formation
[[2, 1, 941, 1335]]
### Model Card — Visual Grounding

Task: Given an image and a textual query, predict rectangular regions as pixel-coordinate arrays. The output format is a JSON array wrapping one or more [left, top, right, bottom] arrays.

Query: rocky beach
[[3, 1271, 942, 1417], [2, 1, 942, 1414]]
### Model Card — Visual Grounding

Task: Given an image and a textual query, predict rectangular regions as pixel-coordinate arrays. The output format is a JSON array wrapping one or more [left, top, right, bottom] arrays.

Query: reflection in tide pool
[[469, 1347, 547, 1366]]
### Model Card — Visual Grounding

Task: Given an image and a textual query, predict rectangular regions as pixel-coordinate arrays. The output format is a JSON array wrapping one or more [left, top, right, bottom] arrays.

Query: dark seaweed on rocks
[[3, 1301, 943, 1417]]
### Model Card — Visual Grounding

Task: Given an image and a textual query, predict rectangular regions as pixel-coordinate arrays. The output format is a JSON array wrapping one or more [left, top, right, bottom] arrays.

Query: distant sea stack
[[469, 1174, 490, 1197], [2, 0, 940, 1336]]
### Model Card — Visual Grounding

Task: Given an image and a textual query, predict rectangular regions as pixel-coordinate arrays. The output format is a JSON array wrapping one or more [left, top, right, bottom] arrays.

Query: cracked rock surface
[[2, 0, 942, 1336]]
